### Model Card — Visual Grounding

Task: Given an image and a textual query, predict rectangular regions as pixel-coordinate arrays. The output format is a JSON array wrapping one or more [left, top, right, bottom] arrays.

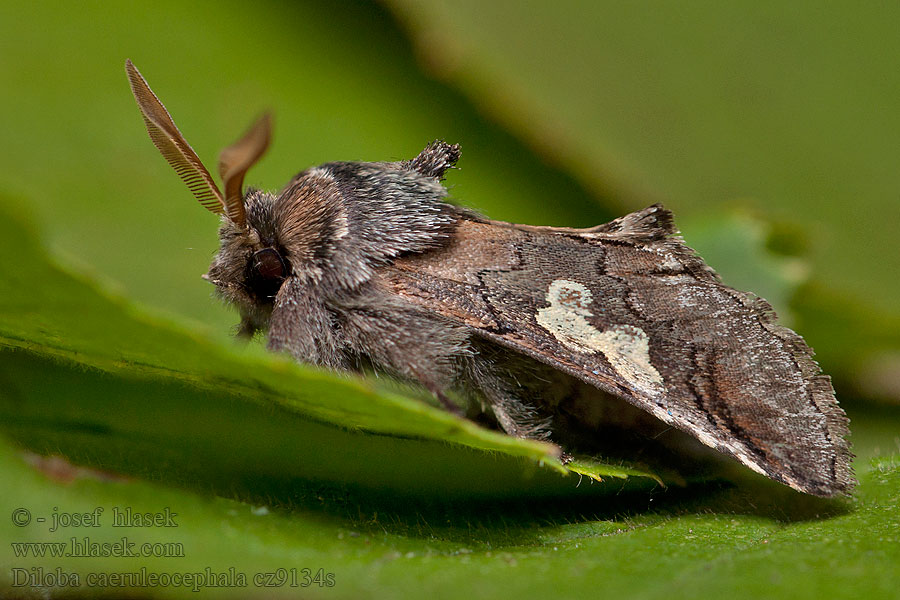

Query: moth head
[[126, 60, 286, 334]]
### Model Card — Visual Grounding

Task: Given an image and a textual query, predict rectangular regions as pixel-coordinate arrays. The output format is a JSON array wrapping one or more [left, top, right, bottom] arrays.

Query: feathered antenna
[[218, 112, 272, 227], [125, 60, 272, 228]]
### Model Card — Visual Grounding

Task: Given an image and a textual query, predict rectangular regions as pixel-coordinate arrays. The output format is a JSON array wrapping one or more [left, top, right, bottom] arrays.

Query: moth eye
[[246, 248, 289, 302], [252, 248, 286, 280]]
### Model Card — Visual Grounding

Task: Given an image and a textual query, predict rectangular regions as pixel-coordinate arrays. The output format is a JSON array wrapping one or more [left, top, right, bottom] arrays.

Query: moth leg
[[405, 360, 464, 416], [237, 316, 259, 339], [489, 397, 552, 440], [400, 361, 465, 416], [427, 385, 464, 417], [465, 354, 552, 440]]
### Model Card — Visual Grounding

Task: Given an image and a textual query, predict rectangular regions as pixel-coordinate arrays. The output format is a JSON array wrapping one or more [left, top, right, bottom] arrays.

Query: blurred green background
[[1, 1, 898, 598]]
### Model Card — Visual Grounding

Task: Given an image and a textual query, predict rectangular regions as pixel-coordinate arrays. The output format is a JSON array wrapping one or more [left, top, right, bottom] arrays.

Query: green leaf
[[2, 433, 898, 599]]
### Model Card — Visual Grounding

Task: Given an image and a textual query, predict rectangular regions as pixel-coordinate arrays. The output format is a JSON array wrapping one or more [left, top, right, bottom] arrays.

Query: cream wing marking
[[535, 279, 772, 478], [536, 279, 665, 398]]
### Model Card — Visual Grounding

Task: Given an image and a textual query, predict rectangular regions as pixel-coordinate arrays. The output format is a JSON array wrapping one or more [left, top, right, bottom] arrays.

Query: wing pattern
[[384, 206, 853, 496]]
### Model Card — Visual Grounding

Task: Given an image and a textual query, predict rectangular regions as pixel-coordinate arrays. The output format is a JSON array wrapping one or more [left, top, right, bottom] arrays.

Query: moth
[[126, 60, 854, 497]]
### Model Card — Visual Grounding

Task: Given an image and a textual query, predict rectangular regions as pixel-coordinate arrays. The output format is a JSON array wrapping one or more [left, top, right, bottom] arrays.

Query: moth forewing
[[385, 213, 854, 497]]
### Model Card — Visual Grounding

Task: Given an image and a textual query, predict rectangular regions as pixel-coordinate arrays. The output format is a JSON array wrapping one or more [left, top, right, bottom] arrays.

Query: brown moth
[[126, 60, 854, 497]]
